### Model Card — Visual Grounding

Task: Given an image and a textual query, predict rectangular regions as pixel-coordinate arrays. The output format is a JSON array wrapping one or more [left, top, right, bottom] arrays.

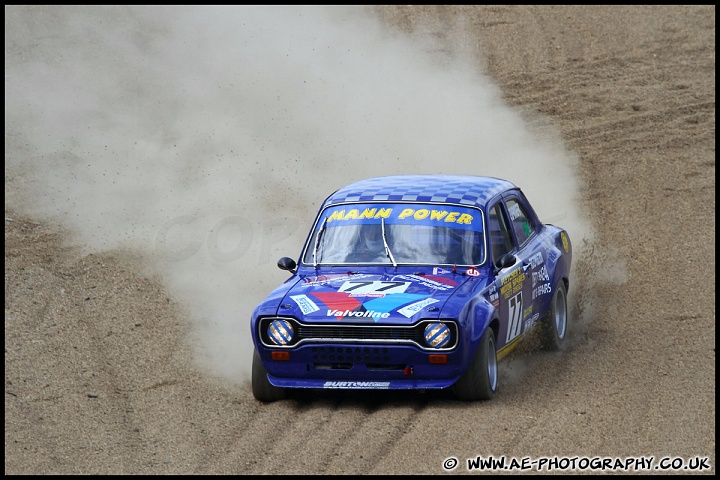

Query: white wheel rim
[[487, 336, 497, 391], [555, 287, 567, 339]]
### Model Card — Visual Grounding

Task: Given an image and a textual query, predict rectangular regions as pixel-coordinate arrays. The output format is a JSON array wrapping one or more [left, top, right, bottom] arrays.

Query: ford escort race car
[[250, 175, 572, 402]]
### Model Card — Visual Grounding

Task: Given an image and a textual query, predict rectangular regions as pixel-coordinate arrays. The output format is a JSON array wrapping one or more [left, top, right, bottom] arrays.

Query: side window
[[488, 204, 514, 265], [506, 198, 535, 247]]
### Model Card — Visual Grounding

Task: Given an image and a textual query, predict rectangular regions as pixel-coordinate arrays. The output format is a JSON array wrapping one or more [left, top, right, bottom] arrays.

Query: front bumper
[[258, 342, 465, 390]]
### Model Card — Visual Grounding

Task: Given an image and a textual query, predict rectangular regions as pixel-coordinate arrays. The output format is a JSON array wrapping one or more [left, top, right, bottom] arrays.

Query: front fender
[[454, 295, 496, 374]]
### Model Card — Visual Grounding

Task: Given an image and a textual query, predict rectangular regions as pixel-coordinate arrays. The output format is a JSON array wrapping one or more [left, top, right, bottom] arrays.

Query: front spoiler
[[268, 375, 458, 390]]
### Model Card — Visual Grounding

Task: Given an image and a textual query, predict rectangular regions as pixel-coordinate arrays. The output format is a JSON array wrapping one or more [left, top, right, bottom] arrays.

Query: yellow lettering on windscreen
[[328, 207, 393, 222], [344, 209, 359, 220], [359, 208, 376, 219], [457, 213, 473, 225], [414, 209, 429, 220], [326, 207, 472, 224], [397, 208, 473, 224], [375, 208, 392, 219], [327, 210, 345, 222], [398, 208, 414, 219]]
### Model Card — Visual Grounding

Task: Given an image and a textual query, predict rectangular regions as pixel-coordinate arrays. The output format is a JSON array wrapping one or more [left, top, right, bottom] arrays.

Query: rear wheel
[[452, 327, 498, 401], [541, 281, 568, 351], [252, 348, 286, 402]]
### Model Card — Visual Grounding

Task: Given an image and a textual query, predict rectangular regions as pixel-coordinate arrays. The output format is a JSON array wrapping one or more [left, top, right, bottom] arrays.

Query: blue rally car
[[250, 175, 572, 402]]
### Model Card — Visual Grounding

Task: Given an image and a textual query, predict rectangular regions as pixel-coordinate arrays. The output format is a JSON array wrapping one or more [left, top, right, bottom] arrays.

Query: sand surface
[[5, 5, 715, 474]]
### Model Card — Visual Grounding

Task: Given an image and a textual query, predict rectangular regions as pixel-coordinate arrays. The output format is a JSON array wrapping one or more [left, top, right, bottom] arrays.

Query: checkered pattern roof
[[324, 175, 515, 208]]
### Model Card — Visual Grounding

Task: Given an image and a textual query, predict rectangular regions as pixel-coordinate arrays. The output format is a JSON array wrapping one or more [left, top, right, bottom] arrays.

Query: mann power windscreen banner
[[317, 203, 483, 231]]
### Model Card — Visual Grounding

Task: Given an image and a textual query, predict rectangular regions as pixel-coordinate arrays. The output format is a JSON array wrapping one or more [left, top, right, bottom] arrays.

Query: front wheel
[[452, 327, 498, 401], [252, 348, 286, 403], [541, 281, 568, 351]]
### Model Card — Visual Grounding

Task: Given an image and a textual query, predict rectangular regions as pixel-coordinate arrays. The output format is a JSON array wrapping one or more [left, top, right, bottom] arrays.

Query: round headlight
[[267, 319, 294, 346], [424, 322, 450, 348]]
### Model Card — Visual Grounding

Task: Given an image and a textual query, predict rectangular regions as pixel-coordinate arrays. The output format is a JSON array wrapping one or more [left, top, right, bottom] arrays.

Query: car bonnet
[[278, 271, 470, 325]]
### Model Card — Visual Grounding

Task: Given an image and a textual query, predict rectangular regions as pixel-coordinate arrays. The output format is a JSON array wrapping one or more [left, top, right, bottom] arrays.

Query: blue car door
[[502, 194, 547, 340], [487, 201, 533, 357]]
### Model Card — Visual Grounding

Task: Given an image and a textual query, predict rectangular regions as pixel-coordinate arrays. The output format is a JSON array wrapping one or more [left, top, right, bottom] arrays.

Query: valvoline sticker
[[286, 273, 460, 322]]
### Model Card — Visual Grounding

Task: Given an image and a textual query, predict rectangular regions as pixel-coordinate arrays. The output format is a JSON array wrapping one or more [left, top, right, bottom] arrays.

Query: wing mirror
[[277, 257, 297, 274], [494, 253, 517, 273]]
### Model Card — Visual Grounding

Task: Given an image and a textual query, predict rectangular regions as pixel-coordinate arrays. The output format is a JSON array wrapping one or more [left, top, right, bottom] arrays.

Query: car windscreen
[[302, 203, 485, 266]]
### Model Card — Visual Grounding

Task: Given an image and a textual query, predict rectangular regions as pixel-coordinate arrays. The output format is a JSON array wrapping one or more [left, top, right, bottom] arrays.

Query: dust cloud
[[5, 6, 600, 384]]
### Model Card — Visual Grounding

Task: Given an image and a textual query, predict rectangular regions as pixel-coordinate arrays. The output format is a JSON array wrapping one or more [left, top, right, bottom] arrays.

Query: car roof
[[323, 174, 516, 208]]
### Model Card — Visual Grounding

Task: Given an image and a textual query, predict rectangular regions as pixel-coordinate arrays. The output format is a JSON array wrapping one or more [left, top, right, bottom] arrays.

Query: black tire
[[541, 281, 568, 351], [452, 327, 498, 401], [252, 348, 286, 403]]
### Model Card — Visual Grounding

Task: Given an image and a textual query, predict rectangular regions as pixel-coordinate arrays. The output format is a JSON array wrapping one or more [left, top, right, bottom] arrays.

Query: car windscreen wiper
[[381, 217, 397, 268], [312, 218, 327, 268]]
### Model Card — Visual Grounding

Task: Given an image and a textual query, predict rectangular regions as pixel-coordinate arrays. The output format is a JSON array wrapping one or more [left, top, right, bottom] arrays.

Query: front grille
[[297, 325, 417, 341], [310, 346, 403, 369], [258, 317, 457, 351]]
